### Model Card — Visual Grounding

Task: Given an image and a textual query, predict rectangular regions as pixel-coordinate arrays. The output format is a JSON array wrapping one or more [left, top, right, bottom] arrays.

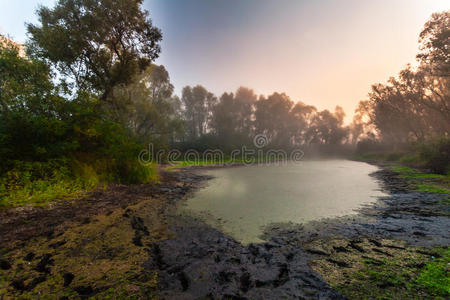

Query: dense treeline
[[0, 1, 448, 206], [177, 86, 350, 153]]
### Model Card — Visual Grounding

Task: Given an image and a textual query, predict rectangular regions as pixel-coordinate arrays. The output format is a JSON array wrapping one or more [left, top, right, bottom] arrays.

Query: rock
[[0, 258, 11, 270], [63, 272, 75, 287]]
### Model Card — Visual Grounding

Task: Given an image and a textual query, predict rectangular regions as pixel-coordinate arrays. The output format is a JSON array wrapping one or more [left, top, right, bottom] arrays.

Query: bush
[[419, 137, 450, 174], [0, 160, 87, 207]]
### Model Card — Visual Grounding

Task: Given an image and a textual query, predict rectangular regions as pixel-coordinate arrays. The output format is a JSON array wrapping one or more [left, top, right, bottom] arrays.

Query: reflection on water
[[179, 160, 388, 244]]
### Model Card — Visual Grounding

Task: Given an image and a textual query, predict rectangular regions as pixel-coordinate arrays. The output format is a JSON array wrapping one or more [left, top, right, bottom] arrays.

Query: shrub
[[419, 137, 450, 174]]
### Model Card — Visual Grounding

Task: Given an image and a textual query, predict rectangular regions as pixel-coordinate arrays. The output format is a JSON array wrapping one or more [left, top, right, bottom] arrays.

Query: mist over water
[[180, 160, 388, 244]]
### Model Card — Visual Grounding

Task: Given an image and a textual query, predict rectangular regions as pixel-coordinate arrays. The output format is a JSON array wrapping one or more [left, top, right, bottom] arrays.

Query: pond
[[179, 160, 388, 244]]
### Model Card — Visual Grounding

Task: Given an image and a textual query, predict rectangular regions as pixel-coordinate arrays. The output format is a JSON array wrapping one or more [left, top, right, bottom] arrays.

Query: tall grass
[[0, 159, 158, 208]]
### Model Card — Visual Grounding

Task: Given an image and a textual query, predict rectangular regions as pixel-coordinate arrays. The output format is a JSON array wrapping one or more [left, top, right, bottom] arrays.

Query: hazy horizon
[[1, 0, 448, 122]]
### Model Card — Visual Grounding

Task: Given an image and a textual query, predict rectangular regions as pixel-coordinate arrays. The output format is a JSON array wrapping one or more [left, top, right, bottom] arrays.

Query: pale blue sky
[[1, 0, 448, 121]]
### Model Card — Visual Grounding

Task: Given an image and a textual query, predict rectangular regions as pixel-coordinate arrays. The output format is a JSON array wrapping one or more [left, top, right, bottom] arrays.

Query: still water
[[179, 160, 387, 244]]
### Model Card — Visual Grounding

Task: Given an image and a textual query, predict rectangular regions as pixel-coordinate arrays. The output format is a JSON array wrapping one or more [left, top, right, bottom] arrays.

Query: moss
[[0, 197, 168, 298], [416, 247, 450, 296], [416, 184, 449, 194], [309, 238, 450, 299], [391, 164, 450, 194], [391, 165, 444, 179]]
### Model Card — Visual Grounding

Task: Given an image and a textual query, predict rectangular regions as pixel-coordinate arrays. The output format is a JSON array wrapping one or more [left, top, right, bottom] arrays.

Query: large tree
[[26, 0, 162, 101], [417, 10, 449, 77]]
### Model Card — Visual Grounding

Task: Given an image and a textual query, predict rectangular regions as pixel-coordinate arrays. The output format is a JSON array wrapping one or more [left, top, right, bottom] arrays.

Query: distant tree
[[211, 87, 256, 143], [306, 107, 349, 145], [254, 92, 294, 148], [111, 64, 183, 144], [26, 0, 162, 101], [290, 101, 317, 145], [181, 85, 217, 139]]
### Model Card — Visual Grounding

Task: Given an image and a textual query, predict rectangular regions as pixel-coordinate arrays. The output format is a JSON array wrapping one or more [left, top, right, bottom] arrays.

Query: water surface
[[179, 160, 387, 244]]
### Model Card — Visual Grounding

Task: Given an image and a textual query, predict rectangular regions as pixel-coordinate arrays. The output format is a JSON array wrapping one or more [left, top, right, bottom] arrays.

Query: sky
[[1, 0, 449, 122]]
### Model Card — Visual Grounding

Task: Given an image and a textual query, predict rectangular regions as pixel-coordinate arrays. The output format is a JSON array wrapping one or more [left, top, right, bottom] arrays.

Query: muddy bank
[[0, 163, 448, 298], [0, 170, 211, 298], [145, 165, 449, 299]]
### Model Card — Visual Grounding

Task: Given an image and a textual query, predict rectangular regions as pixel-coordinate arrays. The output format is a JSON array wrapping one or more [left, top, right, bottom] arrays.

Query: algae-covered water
[[179, 160, 388, 244]]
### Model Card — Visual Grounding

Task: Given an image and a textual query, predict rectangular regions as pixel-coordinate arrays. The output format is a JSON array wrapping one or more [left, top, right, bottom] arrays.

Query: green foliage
[[0, 160, 89, 207], [419, 137, 450, 174], [416, 248, 449, 297], [398, 153, 421, 164], [416, 184, 449, 194], [392, 165, 444, 179], [391, 164, 449, 194], [0, 35, 159, 208], [26, 0, 162, 99]]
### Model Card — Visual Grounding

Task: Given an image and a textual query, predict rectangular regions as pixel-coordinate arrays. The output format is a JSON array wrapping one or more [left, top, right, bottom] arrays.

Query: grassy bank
[[354, 151, 450, 195]]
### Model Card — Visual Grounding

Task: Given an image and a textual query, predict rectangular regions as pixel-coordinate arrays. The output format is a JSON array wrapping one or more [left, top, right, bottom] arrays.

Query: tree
[[254, 92, 295, 148], [417, 11, 450, 77], [111, 64, 183, 144], [26, 0, 162, 101], [181, 85, 217, 139], [290, 101, 317, 145], [0, 35, 60, 117], [0, 37, 74, 164], [211, 87, 256, 143], [307, 107, 349, 145]]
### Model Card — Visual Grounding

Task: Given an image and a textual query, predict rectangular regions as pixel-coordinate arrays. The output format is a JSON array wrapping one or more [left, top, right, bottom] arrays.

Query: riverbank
[[0, 170, 210, 298], [144, 163, 449, 299], [1, 161, 448, 298]]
